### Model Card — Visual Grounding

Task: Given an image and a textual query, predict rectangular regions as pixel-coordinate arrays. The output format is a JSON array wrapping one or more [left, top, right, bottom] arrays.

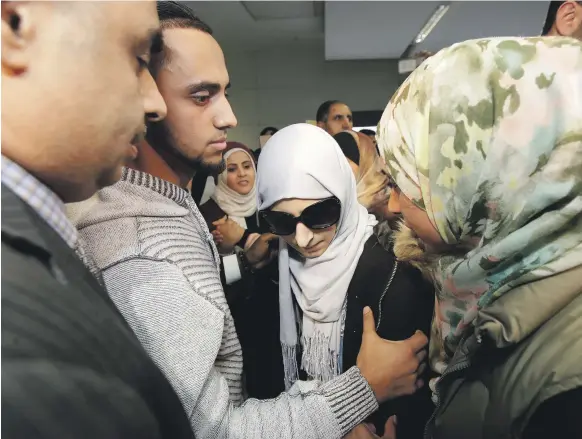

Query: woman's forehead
[[227, 150, 252, 163]]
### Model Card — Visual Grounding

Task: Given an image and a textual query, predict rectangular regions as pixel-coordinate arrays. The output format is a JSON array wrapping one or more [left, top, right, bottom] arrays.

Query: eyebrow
[[186, 82, 232, 94]]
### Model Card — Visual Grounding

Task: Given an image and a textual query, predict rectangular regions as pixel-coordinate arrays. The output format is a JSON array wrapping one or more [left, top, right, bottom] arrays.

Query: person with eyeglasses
[[257, 123, 435, 439], [378, 36, 582, 439]]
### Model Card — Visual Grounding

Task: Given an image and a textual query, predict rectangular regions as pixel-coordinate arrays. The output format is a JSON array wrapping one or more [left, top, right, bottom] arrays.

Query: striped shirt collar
[[1, 155, 77, 248]]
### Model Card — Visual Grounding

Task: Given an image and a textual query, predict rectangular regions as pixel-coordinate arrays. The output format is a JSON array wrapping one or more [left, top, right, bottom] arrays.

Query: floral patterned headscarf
[[378, 36, 582, 353]]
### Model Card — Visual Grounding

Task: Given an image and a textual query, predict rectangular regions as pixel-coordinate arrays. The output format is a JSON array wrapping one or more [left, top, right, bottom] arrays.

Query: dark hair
[[542, 1, 565, 35], [316, 100, 342, 123], [359, 129, 376, 137], [334, 132, 360, 165], [260, 127, 278, 136], [157, 1, 212, 33], [151, 1, 213, 75]]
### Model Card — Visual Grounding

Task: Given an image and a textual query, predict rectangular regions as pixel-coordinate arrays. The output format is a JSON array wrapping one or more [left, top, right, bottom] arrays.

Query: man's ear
[[555, 1, 581, 37], [2, 2, 36, 76], [316, 121, 326, 130]]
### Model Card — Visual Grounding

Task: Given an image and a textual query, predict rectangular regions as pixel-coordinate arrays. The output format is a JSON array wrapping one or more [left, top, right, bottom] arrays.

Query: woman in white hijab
[[257, 123, 434, 438], [200, 142, 261, 253]]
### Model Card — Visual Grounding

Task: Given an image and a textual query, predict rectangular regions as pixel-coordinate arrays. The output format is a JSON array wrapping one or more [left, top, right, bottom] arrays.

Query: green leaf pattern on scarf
[[378, 37, 582, 351]]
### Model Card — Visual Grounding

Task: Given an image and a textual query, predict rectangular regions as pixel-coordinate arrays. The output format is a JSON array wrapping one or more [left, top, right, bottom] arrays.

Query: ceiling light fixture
[[414, 3, 450, 44]]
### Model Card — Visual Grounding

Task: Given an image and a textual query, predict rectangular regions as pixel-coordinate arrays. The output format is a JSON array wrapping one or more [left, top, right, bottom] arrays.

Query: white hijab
[[211, 147, 257, 228], [257, 124, 377, 388]]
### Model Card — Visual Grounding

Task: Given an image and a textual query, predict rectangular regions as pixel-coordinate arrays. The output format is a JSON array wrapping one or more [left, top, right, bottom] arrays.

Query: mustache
[[146, 119, 226, 175]]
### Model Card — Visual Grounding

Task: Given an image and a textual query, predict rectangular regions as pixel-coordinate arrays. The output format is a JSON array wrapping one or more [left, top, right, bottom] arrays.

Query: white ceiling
[[182, 1, 551, 58], [325, 1, 441, 59], [415, 1, 550, 55], [183, 1, 324, 50]]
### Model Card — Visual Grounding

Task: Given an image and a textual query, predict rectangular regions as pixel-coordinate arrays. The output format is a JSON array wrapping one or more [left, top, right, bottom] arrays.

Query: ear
[[555, 1, 581, 37], [1, 2, 35, 76], [316, 121, 326, 129]]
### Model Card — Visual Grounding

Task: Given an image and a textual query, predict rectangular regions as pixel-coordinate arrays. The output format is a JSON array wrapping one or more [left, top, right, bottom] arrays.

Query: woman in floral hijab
[[378, 36, 582, 439]]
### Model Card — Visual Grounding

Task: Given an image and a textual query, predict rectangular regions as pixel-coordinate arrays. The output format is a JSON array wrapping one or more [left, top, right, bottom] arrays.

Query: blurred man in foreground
[[1, 2, 194, 438]]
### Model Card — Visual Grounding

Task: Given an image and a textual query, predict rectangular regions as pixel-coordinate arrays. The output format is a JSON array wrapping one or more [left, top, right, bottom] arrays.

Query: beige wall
[[223, 42, 400, 149]]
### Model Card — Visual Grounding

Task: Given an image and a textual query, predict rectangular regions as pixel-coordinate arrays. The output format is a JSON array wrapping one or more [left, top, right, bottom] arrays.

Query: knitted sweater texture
[[68, 168, 378, 439]]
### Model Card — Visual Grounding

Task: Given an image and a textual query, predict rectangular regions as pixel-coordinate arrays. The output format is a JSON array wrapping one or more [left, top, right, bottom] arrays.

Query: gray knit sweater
[[67, 168, 378, 439]]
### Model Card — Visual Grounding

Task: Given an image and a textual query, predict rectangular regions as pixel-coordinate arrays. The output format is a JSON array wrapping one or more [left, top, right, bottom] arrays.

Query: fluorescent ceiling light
[[414, 3, 450, 44]]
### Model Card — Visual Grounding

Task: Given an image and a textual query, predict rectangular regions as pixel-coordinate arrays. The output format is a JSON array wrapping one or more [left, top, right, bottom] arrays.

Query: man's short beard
[[197, 155, 226, 175], [146, 120, 226, 176]]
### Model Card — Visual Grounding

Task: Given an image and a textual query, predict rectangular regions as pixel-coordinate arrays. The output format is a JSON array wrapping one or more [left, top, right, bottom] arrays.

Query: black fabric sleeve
[[341, 236, 435, 438], [236, 229, 252, 249], [522, 387, 582, 439], [198, 199, 226, 231], [190, 170, 210, 205], [2, 361, 162, 439]]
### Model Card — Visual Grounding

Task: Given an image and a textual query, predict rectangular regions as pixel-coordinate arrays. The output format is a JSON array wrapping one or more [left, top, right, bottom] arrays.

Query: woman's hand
[[244, 233, 278, 270], [343, 417, 397, 439], [244, 233, 261, 251], [212, 217, 245, 253]]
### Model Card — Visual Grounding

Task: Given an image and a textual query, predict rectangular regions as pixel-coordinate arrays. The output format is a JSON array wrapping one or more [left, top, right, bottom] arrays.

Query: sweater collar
[[122, 167, 189, 207]]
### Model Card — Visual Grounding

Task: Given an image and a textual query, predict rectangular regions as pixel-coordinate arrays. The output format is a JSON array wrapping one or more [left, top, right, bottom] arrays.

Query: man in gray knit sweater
[[68, 3, 428, 438]]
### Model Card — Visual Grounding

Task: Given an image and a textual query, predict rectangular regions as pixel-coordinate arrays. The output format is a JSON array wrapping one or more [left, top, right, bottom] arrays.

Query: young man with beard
[[1, 2, 194, 438], [68, 2, 429, 439]]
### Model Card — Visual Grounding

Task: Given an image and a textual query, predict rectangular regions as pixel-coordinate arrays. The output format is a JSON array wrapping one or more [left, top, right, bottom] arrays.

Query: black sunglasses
[[260, 197, 342, 236]]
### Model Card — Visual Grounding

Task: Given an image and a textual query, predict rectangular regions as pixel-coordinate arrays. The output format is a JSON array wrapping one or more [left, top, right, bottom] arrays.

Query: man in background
[[69, 2, 429, 438], [1, 2, 194, 438], [542, 1, 582, 39], [316, 100, 354, 136]]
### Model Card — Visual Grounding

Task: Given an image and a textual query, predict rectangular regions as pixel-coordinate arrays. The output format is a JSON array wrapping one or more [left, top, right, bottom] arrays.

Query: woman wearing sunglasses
[[257, 123, 434, 439], [199, 142, 285, 401]]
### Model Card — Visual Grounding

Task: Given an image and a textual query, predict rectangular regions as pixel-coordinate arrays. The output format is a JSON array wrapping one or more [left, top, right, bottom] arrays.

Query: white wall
[[223, 42, 400, 150]]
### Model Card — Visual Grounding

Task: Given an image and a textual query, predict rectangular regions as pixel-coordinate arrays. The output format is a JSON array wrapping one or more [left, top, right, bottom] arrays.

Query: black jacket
[[1, 185, 194, 439], [341, 235, 435, 439], [199, 199, 285, 400]]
